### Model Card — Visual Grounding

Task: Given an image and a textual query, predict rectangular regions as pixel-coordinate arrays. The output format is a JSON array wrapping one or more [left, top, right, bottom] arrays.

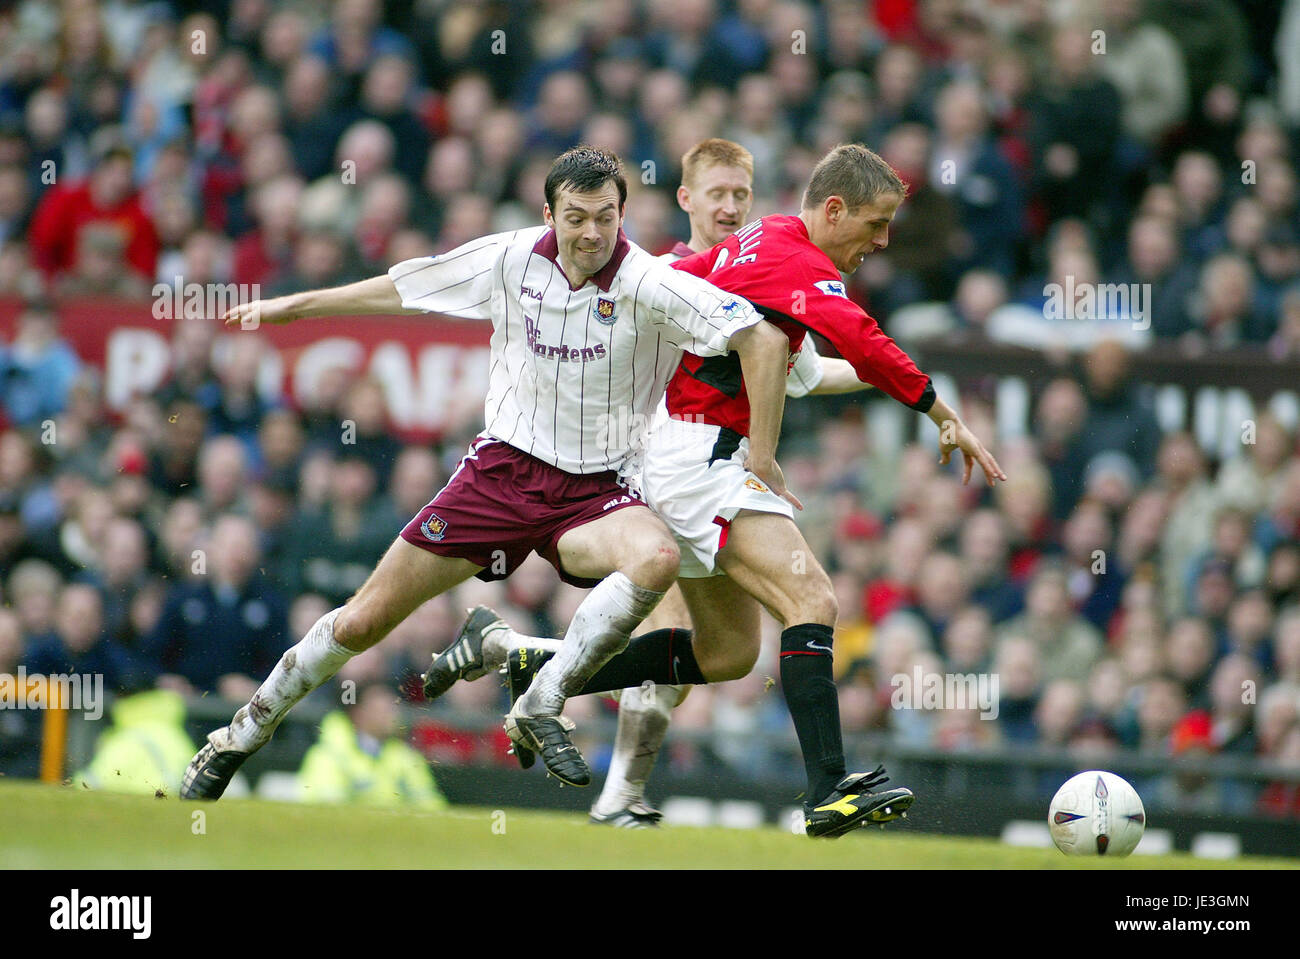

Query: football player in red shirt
[[598, 139, 880, 827], [495, 144, 1005, 837]]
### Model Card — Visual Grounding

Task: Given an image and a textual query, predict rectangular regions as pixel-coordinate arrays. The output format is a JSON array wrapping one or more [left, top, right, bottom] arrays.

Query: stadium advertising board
[[0, 299, 493, 441]]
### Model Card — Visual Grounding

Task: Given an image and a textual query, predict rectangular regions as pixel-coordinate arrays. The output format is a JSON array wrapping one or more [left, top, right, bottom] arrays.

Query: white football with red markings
[[1048, 770, 1146, 857]]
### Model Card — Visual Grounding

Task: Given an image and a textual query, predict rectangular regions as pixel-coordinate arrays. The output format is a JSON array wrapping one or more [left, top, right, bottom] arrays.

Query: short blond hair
[[681, 138, 754, 189]]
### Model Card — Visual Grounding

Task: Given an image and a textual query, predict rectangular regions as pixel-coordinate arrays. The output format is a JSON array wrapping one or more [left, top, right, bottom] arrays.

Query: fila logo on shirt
[[814, 280, 847, 297]]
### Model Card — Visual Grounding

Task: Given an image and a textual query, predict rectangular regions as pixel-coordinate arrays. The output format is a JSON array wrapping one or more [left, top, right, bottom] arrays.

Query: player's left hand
[[939, 419, 1008, 487], [745, 454, 803, 511], [222, 296, 296, 329]]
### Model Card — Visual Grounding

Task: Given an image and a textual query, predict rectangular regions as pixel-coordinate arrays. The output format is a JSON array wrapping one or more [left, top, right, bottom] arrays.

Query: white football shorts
[[639, 416, 794, 578]]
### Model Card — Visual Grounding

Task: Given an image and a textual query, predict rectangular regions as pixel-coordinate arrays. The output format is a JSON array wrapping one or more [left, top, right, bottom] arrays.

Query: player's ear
[[542, 203, 554, 227], [676, 185, 692, 213], [826, 195, 845, 225]]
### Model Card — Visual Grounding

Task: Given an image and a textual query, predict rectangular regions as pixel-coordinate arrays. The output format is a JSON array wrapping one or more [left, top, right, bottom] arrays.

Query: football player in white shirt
[[433, 139, 877, 826], [181, 147, 796, 799], [492, 144, 1003, 838]]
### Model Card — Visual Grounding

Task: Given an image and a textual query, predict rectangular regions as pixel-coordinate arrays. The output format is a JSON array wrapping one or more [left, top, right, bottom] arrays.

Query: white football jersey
[[783, 333, 825, 397], [389, 226, 762, 474]]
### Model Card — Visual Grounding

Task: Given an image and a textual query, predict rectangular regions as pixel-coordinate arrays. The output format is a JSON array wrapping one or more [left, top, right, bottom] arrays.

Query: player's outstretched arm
[[783, 337, 872, 398], [926, 395, 1008, 487], [222, 274, 422, 329], [809, 356, 876, 395], [731, 321, 803, 510]]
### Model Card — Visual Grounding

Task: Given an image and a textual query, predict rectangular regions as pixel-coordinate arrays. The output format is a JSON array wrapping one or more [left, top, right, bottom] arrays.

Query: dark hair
[[544, 146, 627, 213], [802, 143, 906, 212]]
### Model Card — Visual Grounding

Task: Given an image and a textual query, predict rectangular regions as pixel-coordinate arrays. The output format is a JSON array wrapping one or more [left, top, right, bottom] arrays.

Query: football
[[1048, 770, 1146, 857]]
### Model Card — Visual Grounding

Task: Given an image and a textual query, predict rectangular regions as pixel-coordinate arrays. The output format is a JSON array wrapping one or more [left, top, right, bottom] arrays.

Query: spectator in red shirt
[[232, 174, 302, 289], [1257, 721, 1300, 818], [27, 132, 159, 284]]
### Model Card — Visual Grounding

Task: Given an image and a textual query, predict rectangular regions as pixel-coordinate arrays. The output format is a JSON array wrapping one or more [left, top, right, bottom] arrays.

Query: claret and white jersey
[[389, 225, 763, 475]]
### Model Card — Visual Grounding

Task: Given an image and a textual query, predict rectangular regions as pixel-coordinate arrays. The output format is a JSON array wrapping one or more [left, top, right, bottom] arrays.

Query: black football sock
[[779, 623, 847, 806], [574, 628, 706, 695]]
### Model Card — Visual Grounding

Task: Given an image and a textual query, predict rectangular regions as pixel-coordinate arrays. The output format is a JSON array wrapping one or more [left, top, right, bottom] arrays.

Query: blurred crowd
[[2, 0, 1300, 816], [0, 0, 1298, 345]]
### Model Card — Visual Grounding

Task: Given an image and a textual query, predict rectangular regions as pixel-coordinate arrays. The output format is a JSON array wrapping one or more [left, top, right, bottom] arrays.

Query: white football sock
[[482, 627, 563, 671], [224, 607, 356, 752], [592, 682, 683, 816], [517, 572, 663, 717]]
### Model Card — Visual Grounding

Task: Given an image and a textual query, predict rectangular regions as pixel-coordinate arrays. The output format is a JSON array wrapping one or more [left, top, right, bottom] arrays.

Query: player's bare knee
[[626, 539, 679, 592], [331, 606, 365, 647], [784, 578, 836, 628], [804, 585, 838, 627], [333, 602, 386, 651]]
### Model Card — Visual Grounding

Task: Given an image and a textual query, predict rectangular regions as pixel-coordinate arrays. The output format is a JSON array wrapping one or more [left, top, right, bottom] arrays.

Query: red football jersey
[[668, 215, 935, 435]]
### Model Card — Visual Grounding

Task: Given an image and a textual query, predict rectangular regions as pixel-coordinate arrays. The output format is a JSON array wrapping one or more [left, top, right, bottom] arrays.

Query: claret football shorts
[[401, 434, 645, 588]]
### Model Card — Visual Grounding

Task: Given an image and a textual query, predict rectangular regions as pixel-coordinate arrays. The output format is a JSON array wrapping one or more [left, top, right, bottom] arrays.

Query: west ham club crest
[[594, 296, 617, 325]]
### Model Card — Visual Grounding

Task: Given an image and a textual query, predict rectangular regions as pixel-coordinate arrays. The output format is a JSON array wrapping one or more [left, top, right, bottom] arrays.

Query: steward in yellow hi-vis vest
[[298, 681, 446, 809], [78, 689, 198, 795]]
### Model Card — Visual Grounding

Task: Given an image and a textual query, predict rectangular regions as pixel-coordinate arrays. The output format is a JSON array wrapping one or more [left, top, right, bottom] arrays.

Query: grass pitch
[[0, 781, 1294, 869]]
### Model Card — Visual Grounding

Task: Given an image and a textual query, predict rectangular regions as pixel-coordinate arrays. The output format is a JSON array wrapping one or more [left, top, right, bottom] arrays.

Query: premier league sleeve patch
[[814, 279, 847, 298], [594, 296, 618, 324], [420, 513, 448, 541]]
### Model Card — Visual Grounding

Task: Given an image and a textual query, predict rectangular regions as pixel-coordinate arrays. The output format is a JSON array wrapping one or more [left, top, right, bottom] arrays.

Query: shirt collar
[[532, 228, 631, 292]]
